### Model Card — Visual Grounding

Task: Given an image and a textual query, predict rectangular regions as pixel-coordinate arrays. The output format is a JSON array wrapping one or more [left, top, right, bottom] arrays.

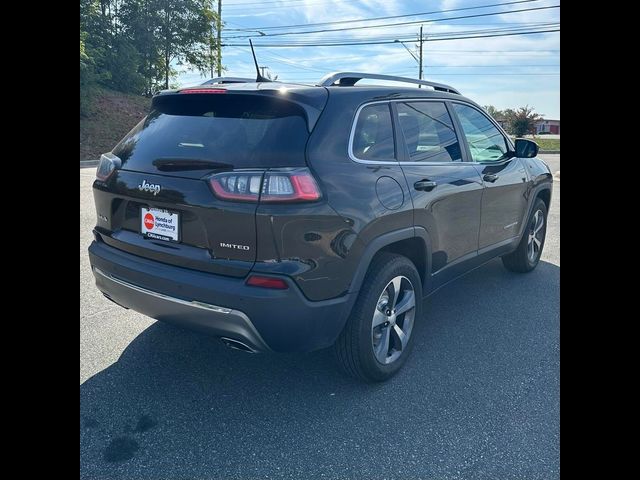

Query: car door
[[392, 100, 484, 286], [450, 103, 530, 250]]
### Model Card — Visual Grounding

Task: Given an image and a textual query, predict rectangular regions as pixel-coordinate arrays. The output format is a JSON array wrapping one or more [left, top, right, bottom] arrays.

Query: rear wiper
[[152, 158, 233, 172]]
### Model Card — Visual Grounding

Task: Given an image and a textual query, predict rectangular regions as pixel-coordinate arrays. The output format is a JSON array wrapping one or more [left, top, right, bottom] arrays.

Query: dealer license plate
[[141, 207, 179, 242]]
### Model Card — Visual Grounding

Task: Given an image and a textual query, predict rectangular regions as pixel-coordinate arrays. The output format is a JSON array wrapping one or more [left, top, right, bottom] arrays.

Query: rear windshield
[[113, 94, 310, 171]]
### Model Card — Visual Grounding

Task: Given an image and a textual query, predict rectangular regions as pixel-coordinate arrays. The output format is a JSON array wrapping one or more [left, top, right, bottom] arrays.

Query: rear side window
[[352, 103, 395, 161], [396, 102, 462, 162], [113, 94, 310, 170]]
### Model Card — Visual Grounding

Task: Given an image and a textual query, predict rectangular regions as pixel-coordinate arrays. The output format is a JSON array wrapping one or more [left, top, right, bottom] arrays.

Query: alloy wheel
[[371, 276, 416, 365], [527, 209, 545, 262]]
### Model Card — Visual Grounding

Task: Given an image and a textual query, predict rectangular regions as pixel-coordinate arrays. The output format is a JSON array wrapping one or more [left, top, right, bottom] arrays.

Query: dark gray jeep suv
[[88, 72, 552, 382]]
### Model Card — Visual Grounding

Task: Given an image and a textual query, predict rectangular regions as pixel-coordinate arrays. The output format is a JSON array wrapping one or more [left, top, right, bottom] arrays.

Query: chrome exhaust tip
[[220, 337, 258, 353]]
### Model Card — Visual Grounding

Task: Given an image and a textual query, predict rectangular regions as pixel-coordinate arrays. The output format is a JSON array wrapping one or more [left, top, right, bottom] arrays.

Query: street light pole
[[395, 40, 419, 63], [394, 26, 425, 87]]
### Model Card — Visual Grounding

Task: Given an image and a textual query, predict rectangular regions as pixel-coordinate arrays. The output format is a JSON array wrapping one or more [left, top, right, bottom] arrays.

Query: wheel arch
[[349, 227, 433, 297], [536, 186, 552, 211], [515, 183, 552, 242]]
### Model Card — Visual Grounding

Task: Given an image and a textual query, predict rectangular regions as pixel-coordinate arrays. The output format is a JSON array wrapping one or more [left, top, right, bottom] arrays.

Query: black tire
[[502, 198, 548, 273], [334, 252, 423, 382]]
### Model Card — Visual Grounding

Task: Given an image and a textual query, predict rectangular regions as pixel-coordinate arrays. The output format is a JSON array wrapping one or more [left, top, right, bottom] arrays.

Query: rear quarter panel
[[300, 89, 414, 299]]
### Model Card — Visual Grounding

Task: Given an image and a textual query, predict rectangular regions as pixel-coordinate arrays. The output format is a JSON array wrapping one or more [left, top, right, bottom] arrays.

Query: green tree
[[119, 0, 165, 95], [504, 106, 543, 137], [104, 37, 147, 93], [80, 0, 112, 82], [120, 0, 219, 93], [80, 1, 113, 114], [81, 0, 221, 99], [80, 30, 95, 116], [483, 105, 503, 119], [155, 0, 218, 89]]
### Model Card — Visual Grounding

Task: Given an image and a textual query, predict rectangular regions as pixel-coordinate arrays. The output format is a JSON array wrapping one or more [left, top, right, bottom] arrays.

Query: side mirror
[[514, 138, 539, 158]]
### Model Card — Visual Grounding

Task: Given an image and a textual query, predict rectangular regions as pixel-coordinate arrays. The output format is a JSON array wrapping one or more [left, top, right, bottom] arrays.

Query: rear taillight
[[208, 168, 321, 203], [261, 171, 321, 203], [96, 153, 121, 181], [246, 275, 289, 290], [209, 172, 263, 202]]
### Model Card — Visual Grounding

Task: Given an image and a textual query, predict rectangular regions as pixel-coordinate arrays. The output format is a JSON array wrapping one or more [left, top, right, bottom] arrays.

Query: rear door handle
[[483, 174, 499, 183], [414, 180, 437, 191]]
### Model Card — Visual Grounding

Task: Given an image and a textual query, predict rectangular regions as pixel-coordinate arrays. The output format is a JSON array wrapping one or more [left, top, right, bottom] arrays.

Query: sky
[[176, 0, 560, 119]]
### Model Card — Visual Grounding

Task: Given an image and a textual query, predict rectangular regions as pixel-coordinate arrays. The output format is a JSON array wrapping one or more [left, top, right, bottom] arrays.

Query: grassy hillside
[[80, 88, 151, 161]]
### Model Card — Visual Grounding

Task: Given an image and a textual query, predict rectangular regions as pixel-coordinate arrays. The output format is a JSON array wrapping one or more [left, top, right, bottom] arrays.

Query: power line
[[425, 64, 560, 67], [229, 22, 559, 44], [226, 0, 335, 6], [225, 0, 540, 31], [222, 28, 560, 47], [423, 28, 560, 42], [223, 22, 561, 42], [267, 50, 559, 60], [222, 5, 560, 38], [420, 51, 560, 55], [221, 50, 560, 74], [229, 46, 328, 73], [402, 49, 560, 52], [225, 0, 346, 9], [224, 1, 339, 11], [269, 65, 560, 71], [399, 23, 559, 39], [427, 22, 558, 34], [273, 73, 561, 78], [242, 55, 560, 75], [230, 63, 559, 76]]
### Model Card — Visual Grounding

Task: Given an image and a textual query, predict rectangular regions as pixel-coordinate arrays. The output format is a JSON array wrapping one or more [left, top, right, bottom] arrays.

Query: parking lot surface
[[80, 156, 559, 479]]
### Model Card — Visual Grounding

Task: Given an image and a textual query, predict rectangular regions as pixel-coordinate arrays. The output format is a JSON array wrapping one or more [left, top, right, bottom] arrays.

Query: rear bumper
[[93, 266, 270, 352], [88, 239, 355, 352]]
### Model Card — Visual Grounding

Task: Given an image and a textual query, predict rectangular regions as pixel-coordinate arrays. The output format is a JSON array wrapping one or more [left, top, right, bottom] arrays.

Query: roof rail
[[317, 72, 460, 94], [201, 76, 255, 85]]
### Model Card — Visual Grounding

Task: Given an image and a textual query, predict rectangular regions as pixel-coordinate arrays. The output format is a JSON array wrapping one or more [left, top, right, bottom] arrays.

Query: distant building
[[493, 115, 508, 130], [535, 119, 560, 135]]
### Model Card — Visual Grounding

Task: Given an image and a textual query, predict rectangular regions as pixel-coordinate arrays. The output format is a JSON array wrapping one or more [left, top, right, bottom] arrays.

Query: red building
[[536, 119, 560, 135]]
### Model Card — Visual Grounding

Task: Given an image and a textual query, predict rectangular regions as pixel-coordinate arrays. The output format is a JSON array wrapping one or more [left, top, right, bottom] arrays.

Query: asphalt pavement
[[80, 157, 560, 479], [539, 154, 559, 177]]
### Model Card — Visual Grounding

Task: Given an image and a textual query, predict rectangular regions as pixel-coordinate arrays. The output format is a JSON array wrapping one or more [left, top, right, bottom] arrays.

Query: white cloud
[[225, 12, 281, 19], [440, 0, 463, 11]]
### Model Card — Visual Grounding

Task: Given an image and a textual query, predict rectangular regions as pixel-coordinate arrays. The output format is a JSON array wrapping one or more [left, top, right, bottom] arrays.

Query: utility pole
[[418, 25, 423, 88], [210, 11, 214, 78], [217, 0, 222, 77]]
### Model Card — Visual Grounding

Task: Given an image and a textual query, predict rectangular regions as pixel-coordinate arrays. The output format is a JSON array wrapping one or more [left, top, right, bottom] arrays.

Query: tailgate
[[92, 89, 327, 277], [93, 170, 258, 277]]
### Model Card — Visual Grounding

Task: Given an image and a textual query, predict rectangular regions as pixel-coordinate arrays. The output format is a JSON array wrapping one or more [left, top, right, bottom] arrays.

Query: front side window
[[396, 102, 462, 162], [453, 103, 510, 162], [352, 103, 395, 161]]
